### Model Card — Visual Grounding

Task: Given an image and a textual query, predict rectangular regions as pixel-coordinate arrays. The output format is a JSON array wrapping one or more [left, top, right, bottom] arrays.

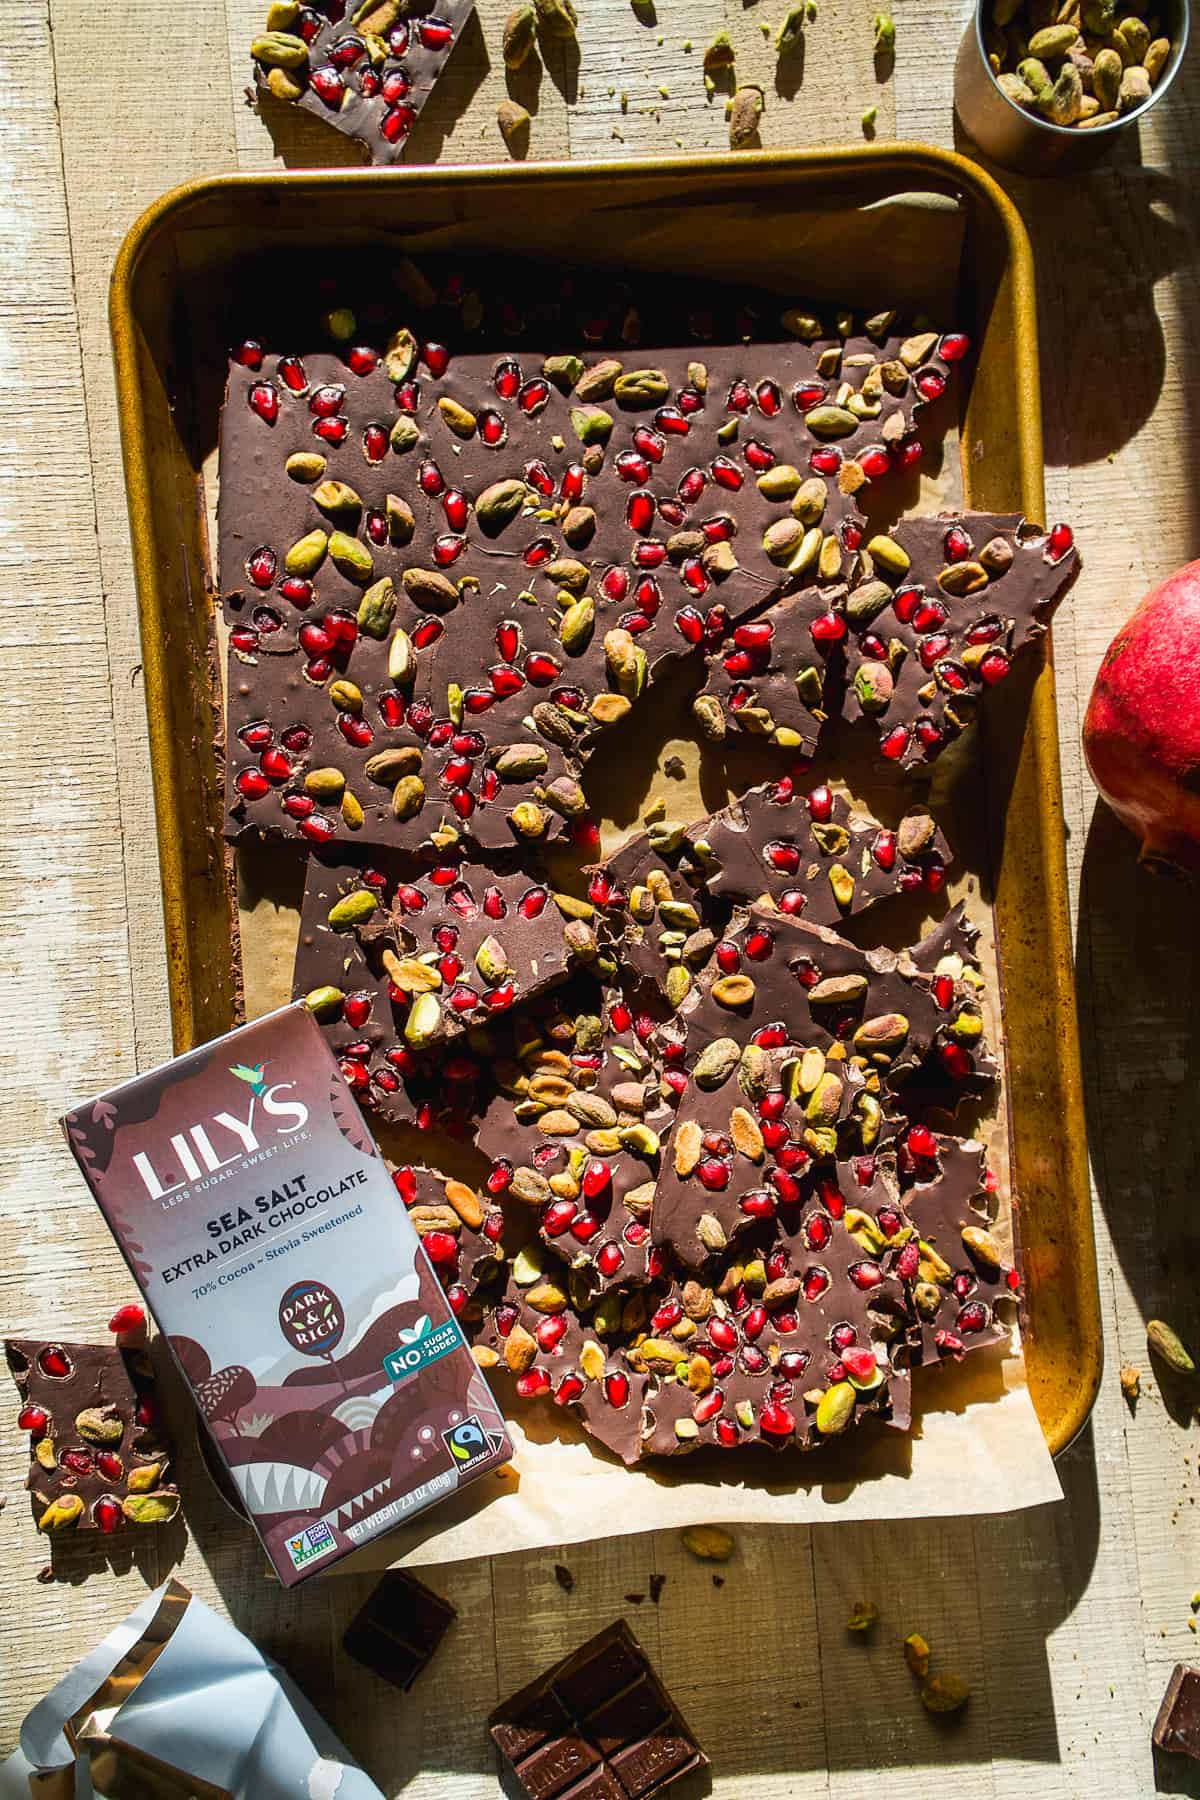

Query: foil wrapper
[[0, 1580, 382, 1800]]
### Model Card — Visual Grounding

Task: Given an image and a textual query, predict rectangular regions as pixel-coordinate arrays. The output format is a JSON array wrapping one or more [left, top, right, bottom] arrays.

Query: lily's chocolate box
[[61, 1003, 511, 1585]]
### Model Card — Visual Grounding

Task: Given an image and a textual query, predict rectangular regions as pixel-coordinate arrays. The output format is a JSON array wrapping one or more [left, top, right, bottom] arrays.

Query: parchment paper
[[213, 192, 1063, 1564]]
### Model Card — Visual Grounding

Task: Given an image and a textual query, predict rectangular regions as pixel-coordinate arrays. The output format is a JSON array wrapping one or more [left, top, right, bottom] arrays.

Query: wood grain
[[3, 0, 1198, 1792]]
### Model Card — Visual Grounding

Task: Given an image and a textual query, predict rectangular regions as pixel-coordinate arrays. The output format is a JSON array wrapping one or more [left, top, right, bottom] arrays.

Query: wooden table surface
[[4, 0, 1200, 1792]]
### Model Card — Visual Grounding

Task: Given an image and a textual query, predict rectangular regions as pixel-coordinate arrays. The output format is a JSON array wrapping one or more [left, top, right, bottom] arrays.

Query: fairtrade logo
[[441, 1415, 498, 1473]]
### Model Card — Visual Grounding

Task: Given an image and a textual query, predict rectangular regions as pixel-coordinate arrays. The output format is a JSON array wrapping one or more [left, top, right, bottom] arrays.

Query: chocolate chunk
[[250, 0, 478, 169], [1154, 1665, 1200, 1760], [342, 1569, 457, 1691], [5, 1338, 178, 1535], [489, 1620, 707, 1799], [587, 829, 722, 995], [889, 1132, 1013, 1363], [390, 1163, 508, 1301]]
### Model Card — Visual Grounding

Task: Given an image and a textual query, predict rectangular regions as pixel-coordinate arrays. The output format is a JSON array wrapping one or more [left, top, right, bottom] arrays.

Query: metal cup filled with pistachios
[[955, 0, 1188, 173]]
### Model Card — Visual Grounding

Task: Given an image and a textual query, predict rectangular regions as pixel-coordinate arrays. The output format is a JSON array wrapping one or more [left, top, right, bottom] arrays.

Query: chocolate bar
[[1154, 1664, 1200, 1761], [5, 1338, 178, 1536], [250, 0, 477, 167], [342, 1569, 457, 1690], [62, 1004, 512, 1585], [489, 1619, 708, 1797]]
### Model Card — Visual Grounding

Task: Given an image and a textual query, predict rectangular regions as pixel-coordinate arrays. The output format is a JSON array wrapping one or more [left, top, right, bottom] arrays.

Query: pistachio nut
[[354, 575, 396, 640], [38, 1494, 85, 1531], [728, 84, 764, 149], [815, 1381, 857, 1435], [302, 984, 345, 1015], [675, 1118, 703, 1176], [526, 1280, 568, 1314], [534, 0, 577, 39], [391, 779, 426, 830], [327, 887, 377, 930], [503, 1, 536, 66], [251, 30, 310, 67], [436, 396, 477, 438], [75, 1406, 124, 1445], [712, 973, 755, 1008], [694, 1216, 726, 1258], [865, 535, 911, 578], [665, 964, 693, 1008], [921, 1674, 970, 1715], [806, 1071, 844, 1126], [328, 531, 373, 583], [804, 404, 859, 440], [790, 476, 829, 526], [1147, 1319, 1195, 1375], [122, 1491, 182, 1525], [614, 368, 670, 407], [286, 452, 327, 484], [961, 1225, 1003, 1270], [284, 529, 329, 577], [475, 478, 527, 535], [312, 479, 361, 518], [852, 1013, 909, 1054], [681, 1523, 734, 1562], [561, 506, 597, 548], [384, 325, 418, 384], [559, 597, 595, 653], [809, 972, 869, 1008], [402, 567, 459, 613], [510, 1167, 552, 1206], [403, 990, 442, 1048], [510, 801, 549, 839], [691, 1037, 739, 1090], [389, 415, 421, 453], [1118, 63, 1152, 112]]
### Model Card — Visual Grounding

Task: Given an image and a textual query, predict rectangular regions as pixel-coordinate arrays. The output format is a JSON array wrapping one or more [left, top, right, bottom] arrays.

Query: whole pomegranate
[[1083, 560, 1200, 877]]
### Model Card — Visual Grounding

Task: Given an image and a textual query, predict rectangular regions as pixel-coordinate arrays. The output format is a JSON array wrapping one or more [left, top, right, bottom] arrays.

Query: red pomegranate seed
[[656, 406, 690, 435], [604, 1372, 630, 1408], [907, 1124, 937, 1159], [939, 332, 970, 362], [300, 813, 338, 845], [958, 1301, 988, 1333], [1047, 521, 1074, 560], [248, 382, 279, 424], [597, 1243, 625, 1277], [94, 1495, 124, 1533], [895, 436, 923, 470], [634, 540, 666, 568], [96, 1449, 124, 1480], [744, 1304, 768, 1341], [849, 1262, 884, 1291], [363, 422, 388, 463], [561, 463, 586, 501], [711, 456, 744, 491], [802, 1269, 830, 1302], [678, 466, 706, 503], [134, 1395, 158, 1427], [525, 652, 561, 685], [422, 342, 450, 377], [709, 1317, 738, 1351], [312, 413, 348, 445], [518, 378, 550, 414], [310, 64, 345, 104], [811, 612, 846, 645], [627, 491, 655, 532], [744, 439, 775, 473], [347, 344, 378, 375], [18, 1404, 48, 1433], [517, 1368, 552, 1398], [418, 15, 454, 47], [917, 369, 948, 401], [880, 725, 909, 761], [633, 427, 665, 463], [232, 339, 264, 370], [756, 379, 783, 416], [859, 445, 891, 478], [277, 354, 308, 394], [760, 1401, 796, 1438], [744, 927, 774, 960], [493, 357, 521, 398]]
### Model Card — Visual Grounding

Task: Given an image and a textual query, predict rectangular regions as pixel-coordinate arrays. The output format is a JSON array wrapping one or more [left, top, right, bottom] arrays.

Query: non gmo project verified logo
[[284, 1519, 336, 1570]]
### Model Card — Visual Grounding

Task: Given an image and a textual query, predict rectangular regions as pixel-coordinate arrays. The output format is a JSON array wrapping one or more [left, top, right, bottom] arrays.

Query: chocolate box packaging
[[61, 1004, 511, 1585]]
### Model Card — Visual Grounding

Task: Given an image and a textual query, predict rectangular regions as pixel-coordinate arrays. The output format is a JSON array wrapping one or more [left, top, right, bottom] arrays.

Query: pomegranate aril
[[604, 1372, 630, 1408], [422, 342, 450, 377], [310, 64, 345, 104], [17, 1404, 48, 1434], [300, 813, 338, 845], [711, 456, 744, 491], [597, 1243, 625, 1277], [1047, 521, 1074, 561], [939, 332, 970, 362], [94, 1495, 124, 1533], [859, 445, 891, 479], [517, 1368, 552, 1398], [760, 1401, 796, 1438], [494, 358, 521, 399], [96, 1449, 124, 1480], [518, 377, 551, 415], [802, 1269, 830, 1302], [678, 466, 706, 503], [248, 382, 279, 424], [232, 339, 264, 370]]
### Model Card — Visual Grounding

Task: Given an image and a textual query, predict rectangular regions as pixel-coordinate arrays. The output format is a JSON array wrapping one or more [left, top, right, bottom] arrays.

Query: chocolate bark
[[221, 302, 961, 854], [250, 0, 477, 168], [1154, 1665, 1200, 1761], [694, 780, 952, 925], [489, 1620, 708, 1797], [696, 511, 1080, 768], [636, 1216, 913, 1455], [888, 1131, 1012, 1363], [293, 848, 583, 1049], [475, 977, 674, 1298], [585, 825, 721, 996], [390, 1162, 508, 1303], [5, 1338, 179, 1535], [343, 1569, 457, 1690]]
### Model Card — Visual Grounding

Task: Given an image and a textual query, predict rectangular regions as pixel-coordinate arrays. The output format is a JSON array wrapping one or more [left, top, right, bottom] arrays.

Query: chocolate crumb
[[36, 1564, 54, 1584], [554, 1563, 576, 1593], [664, 755, 686, 778], [649, 1573, 667, 1604], [712, 1575, 725, 1588], [625, 1591, 645, 1605]]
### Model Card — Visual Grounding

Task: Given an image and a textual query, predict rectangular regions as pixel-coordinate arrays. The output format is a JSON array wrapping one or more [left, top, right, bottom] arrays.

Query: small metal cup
[[955, 0, 1190, 175]]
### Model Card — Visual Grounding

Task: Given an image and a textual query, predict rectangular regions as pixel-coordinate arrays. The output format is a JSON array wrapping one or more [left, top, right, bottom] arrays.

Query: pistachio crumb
[[861, 105, 877, 133], [659, 83, 670, 97], [1119, 1364, 1140, 1402], [847, 1599, 878, 1632]]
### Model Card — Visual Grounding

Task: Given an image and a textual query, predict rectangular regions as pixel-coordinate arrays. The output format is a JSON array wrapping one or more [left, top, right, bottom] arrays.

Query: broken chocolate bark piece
[[5, 1338, 179, 1535], [342, 1569, 457, 1690], [390, 1163, 508, 1303], [250, 0, 477, 168], [586, 825, 723, 997], [662, 908, 945, 1090], [222, 288, 963, 854], [1154, 1665, 1200, 1762], [649, 1042, 888, 1273], [293, 849, 582, 1048], [695, 512, 1080, 770], [887, 1131, 1013, 1363], [693, 778, 952, 925], [476, 976, 674, 1297], [489, 1619, 708, 1797], [636, 1218, 913, 1455]]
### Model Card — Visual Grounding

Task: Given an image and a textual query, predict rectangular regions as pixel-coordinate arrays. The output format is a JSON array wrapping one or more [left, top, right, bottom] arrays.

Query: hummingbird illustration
[[229, 1062, 270, 1096]]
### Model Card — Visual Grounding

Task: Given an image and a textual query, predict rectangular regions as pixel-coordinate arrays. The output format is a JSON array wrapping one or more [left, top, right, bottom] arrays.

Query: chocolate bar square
[[342, 1569, 457, 1690], [1154, 1664, 1200, 1761], [489, 1620, 707, 1800]]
